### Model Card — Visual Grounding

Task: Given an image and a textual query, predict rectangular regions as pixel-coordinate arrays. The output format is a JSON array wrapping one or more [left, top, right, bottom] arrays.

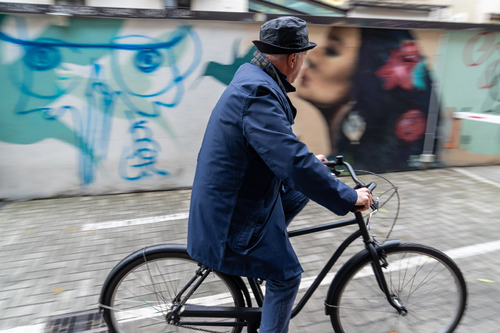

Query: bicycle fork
[[366, 241, 408, 316], [357, 211, 408, 316]]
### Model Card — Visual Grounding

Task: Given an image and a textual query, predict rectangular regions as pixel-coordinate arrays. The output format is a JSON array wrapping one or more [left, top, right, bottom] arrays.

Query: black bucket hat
[[252, 16, 317, 54]]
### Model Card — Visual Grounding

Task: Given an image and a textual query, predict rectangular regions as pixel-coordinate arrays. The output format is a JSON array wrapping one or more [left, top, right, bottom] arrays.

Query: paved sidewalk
[[0, 166, 499, 332]]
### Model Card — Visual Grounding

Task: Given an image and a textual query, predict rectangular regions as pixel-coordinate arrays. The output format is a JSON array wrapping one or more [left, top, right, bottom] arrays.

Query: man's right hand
[[354, 188, 373, 212]]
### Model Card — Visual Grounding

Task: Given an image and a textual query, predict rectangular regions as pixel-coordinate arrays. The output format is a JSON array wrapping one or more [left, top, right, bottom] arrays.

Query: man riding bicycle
[[187, 16, 372, 333]]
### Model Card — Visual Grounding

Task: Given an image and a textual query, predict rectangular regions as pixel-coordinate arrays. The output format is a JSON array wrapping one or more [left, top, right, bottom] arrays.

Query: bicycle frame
[[177, 157, 406, 331], [262, 209, 403, 318], [290, 211, 371, 317], [177, 212, 404, 332]]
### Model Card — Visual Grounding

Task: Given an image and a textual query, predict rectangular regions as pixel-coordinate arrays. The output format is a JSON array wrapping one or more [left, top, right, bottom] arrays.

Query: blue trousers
[[258, 188, 308, 332], [259, 274, 302, 333]]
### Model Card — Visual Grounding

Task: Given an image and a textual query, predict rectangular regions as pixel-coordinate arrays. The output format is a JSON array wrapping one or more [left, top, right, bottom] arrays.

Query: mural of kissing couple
[[290, 26, 438, 173]]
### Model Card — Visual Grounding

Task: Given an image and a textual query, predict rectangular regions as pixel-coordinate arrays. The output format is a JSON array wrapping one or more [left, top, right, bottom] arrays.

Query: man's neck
[[251, 51, 295, 93], [271, 61, 292, 83]]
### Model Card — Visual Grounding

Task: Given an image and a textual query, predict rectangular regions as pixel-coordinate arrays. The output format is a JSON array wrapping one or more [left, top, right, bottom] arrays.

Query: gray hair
[[262, 53, 289, 64]]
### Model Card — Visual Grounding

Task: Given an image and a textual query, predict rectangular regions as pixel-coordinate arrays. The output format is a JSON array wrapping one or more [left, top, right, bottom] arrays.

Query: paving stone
[[0, 166, 499, 332]]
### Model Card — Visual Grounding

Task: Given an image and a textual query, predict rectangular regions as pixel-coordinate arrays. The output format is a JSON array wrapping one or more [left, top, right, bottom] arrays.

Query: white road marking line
[[0, 324, 44, 333], [445, 239, 500, 259], [299, 239, 500, 290], [81, 212, 189, 231], [451, 167, 500, 189], [3, 240, 498, 332]]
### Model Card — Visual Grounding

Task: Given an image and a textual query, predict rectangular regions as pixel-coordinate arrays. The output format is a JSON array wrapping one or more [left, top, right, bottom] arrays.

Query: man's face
[[287, 51, 307, 84]]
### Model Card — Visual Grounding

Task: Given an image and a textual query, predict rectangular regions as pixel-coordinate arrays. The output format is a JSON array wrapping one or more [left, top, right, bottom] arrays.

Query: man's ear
[[288, 53, 297, 69]]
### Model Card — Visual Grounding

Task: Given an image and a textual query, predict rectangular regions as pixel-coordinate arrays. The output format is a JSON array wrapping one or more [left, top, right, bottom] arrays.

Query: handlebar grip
[[351, 182, 377, 213]]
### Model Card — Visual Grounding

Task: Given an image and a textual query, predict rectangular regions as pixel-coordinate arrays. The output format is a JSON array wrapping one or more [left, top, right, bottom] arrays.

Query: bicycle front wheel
[[101, 248, 245, 333], [329, 243, 467, 333]]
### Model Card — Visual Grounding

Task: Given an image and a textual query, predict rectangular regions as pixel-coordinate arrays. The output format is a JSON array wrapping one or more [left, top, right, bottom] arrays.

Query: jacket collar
[[251, 51, 296, 94], [251, 51, 297, 119]]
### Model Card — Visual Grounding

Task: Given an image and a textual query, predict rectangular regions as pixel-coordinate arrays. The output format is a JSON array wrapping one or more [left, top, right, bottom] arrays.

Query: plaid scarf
[[251, 51, 296, 94]]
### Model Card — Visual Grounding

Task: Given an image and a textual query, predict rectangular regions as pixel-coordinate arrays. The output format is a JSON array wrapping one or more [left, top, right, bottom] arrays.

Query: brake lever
[[366, 197, 380, 230], [331, 167, 343, 177]]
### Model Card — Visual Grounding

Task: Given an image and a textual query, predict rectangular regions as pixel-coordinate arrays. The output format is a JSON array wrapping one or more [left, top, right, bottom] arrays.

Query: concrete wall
[[191, 0, 247, 12], [87, 0, 163, 9], [347, 0, 500, 23], [347, 7, 431, 21], [0, 0, 249, 12], [1, 0, 499, 23], [433, 0, 500, 23], [0, 0, 54, 3], [1, 13, 500, 200]]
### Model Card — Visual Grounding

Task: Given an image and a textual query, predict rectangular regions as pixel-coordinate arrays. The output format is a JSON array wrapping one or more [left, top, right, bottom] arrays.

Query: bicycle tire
[[328, 243, 467, 333], [101, 247, 245, 333]]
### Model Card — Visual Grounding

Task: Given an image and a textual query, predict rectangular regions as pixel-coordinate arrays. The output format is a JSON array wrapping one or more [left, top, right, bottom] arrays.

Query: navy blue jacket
[[187, 63, 357, 280]]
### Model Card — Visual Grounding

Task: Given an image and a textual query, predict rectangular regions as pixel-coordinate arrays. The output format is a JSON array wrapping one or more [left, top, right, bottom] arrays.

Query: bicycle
[[99, 156, 467, 333]]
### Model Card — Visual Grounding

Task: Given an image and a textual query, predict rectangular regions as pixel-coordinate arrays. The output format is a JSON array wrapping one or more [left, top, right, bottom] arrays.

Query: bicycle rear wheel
[[101, 248, 245, 333], [329, 243, 467, 333]]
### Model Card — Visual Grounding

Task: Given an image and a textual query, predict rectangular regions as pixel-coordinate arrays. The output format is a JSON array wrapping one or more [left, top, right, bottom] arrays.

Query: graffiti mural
[[2, 13, 500, 200], [0, 14, 205, 198], [441, 30, 500, 162], [294, 27, 437, 172]]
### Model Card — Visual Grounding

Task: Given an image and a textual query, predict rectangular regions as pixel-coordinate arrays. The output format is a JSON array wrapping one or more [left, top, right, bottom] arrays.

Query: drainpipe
[[420, 30, 450, 166]]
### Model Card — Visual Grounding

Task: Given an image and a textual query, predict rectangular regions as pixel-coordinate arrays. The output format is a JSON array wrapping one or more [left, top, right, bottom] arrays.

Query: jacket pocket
[[233, 197, 265, 249], [230, 164, 278, 251]]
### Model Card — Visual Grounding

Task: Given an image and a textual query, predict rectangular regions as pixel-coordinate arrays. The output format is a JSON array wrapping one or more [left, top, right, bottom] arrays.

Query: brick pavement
[[0, 166, 499, 332]]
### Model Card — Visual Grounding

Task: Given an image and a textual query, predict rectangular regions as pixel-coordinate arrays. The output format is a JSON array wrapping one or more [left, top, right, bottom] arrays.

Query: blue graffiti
[[15, 63, 117, 184], [135, 49, 163, 73], [119, 115, 168, 181], [110, 30, 202, 99], [0, 26, 189, 49], [23, 45, 61, 71], [1, 17, 202, 185]]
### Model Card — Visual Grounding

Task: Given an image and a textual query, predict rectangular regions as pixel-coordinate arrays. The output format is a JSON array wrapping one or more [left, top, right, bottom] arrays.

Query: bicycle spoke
[[151, 260, 173, 305], [330, 245, 466, 333], [102, 252, 245, 333], [114, 278, 169, 315], [397, 253, 425, 297], [105, 303, 166, 323], [405, 259, 439, 296]]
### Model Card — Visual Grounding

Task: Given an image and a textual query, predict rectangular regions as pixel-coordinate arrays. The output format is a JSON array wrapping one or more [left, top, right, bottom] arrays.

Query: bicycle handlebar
[[323, 156, 364, 187], [323, 155, 378, 212]]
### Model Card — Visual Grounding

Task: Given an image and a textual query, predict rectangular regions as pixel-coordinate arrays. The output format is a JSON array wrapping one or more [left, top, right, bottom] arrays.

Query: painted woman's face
[[297, 27, 361, 107]]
